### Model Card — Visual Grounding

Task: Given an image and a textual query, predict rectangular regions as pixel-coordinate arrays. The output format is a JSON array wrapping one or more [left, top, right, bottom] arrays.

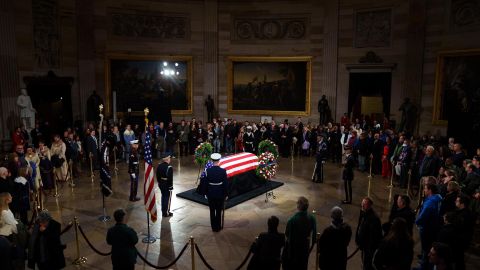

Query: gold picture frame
[[105, 54, 193, 116], [227, 56, 312, 116], [432, 49, 480, 125]]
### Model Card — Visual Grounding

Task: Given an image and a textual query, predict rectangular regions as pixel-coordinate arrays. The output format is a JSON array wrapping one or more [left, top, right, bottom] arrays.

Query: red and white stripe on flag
[[143, 132, 157, 222], [218, 152, 259, 178]]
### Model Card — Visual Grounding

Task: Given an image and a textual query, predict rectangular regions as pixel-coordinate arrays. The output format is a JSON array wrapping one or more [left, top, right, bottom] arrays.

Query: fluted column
[[404, 0, 426, 105], [0, 0, 20, 139], [321, 0, 339, 121], [76, 0, 96, 122], [203, 0, 218, 119]]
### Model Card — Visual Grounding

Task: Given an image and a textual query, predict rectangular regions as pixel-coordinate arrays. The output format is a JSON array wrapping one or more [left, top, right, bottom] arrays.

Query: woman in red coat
[[12, 127, 24, 151], [382, 137, 392, 178]]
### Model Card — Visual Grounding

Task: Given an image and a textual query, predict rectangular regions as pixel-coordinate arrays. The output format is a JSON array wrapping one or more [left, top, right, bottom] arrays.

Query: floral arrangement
[[256, 152, 278, 180], [194, 142, 213, 165], [257, 140, 279, 159]]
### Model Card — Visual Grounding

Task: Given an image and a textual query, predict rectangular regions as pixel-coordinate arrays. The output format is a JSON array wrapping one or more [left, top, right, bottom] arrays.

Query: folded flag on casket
[[218, 152, 259, 178]]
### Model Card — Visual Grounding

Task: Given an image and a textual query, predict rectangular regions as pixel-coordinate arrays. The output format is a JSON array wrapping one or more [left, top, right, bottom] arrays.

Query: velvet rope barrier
[[347, 247, 360, 260], [194, 244, 215, 270], [77, 225, 112, 256], [234, 247, 253, 270], [136, 242, 190, 269], [60, 221, 74, 235]]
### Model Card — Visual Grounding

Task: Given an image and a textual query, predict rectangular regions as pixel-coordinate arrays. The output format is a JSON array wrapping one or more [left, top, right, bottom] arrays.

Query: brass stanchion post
[[53, 173, 59, 197], [69, 159, 75, 188], [113, 147, 118, 176], [315, 232, 321, 270], [190, 236, 195, 270], [72, 217, 87, 265], [387, 161, 394, 188], [406, 170, 412, 196]]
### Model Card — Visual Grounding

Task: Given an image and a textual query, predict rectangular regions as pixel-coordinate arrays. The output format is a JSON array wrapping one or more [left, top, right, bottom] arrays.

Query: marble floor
[[38, 154, 479, 270]]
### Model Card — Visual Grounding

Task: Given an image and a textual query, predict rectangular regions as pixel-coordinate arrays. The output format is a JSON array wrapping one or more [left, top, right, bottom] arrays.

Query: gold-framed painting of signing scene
[[227, 56, 312, 116], [432, 49, 480, 125], [105, 54, 193, 118]]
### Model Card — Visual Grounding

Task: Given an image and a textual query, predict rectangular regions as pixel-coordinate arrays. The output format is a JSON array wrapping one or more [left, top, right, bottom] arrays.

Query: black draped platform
[[176, 170, 283, 209]]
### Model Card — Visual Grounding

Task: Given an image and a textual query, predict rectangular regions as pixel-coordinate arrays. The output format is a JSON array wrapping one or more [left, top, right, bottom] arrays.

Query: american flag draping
[[218, 152, 259, 178], [143, 131, 157, 222]]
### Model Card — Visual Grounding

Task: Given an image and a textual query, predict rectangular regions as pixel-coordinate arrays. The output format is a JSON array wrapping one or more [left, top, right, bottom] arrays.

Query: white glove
[[130, 174, 135, 178]]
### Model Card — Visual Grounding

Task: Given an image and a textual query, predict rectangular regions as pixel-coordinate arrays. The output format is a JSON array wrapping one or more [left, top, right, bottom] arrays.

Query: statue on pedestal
[[398, 98, 417, 134], [318, 95, 330, 125], [16, 88, 36, 130]]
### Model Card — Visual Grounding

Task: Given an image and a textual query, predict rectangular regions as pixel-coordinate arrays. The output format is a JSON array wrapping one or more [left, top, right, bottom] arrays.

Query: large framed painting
[[227, 56, 311, 115], [105, 54, 192, 117], [433, 49, 480, 125]]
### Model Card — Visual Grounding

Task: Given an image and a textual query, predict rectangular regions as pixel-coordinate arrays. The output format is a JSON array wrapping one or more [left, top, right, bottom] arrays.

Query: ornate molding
[[359, 51, 383, 63], [110, 12, 190, 40], [345, 51, 396, 72], [232, 17, 309, 41], [32, 0, 60, 69], [354, 8, 391, 48], [450, 0, 480, 31]]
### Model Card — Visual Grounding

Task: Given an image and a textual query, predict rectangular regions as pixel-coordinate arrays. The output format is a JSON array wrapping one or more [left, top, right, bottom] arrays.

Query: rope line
[[60, 221, 74, 235], [194, 244, 215, 270], [309, 241, 316, 254], [347, 247, 360, 260], [136, 242, 190, 269], [78, 225, 112, 256], [234, 247, 252, 270]]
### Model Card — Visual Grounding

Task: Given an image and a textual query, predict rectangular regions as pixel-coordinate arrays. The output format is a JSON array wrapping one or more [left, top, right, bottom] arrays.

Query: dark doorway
[[348, 72, 392, 121], [24, 71, 74, 134]]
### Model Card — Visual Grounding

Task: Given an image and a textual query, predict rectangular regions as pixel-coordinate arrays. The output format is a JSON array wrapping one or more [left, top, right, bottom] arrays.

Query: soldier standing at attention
[[128, 140, 140, 202], [156, 154, 173, 217], [204, 153, 228, 232], [313, 133, 328, 183]]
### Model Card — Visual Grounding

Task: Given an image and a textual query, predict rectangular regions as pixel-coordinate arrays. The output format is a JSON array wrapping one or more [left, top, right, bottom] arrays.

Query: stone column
[[76, 0, 96, 122], [0, 0, 20, 139], [321, 0, 339, 121], [203, 0, 218, 120], [404, 0, 426, 104]]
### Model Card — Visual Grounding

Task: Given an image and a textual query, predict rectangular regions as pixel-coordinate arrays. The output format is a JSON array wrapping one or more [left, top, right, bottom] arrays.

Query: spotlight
[[170, 70, 175, 75], [160, 71, 164, 75], [175, 63, 179, 67], [176, 71, 179, 75], [163, 62, 168, 66]]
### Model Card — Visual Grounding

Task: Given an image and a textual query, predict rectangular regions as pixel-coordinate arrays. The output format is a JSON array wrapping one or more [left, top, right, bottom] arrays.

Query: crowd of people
[[1, 113, 479, 269]]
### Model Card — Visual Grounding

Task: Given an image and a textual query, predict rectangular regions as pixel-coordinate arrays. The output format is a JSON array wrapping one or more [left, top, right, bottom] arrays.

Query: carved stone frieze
[[232, 17, 308, 40], [354, 9, 391, 48], [450, 0, 480, 31], [110, 12, 190, 39], [32, 0, 60, 69]]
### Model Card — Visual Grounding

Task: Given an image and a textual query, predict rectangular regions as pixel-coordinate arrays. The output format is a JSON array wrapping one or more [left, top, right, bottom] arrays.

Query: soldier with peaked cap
[[156, 153, 173, 217], [128, 140, 140, 202], [204, 153, 228, 232]]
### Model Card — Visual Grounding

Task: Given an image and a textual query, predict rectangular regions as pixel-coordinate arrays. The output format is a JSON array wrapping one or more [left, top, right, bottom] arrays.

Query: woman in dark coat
[[373, 218, 414, 270], [11, 167, 30, 224], [28, 211, 66, 270]]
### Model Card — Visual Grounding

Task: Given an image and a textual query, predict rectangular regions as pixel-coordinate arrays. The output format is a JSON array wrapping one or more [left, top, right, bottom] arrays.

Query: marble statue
[[17, 88, 36, 130]]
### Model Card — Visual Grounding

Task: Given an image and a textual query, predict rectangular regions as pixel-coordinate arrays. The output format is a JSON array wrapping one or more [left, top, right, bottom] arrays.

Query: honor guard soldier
[[312, 133, 328, 183], [204, 153, 228, 232], [128, 140, 140, 201], [243, 126, 255, 153], [156, 154, 173, 217]]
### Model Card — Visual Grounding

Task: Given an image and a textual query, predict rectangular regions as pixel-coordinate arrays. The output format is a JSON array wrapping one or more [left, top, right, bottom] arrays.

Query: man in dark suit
[[106, 209, 139, 270], [86, 129, 99, 170], [247, 216, 285, 270], [356, 197, 382, 270], [203, 153, 228, 232], [28, 211, 66, 270], [342, 146, 355, 204]]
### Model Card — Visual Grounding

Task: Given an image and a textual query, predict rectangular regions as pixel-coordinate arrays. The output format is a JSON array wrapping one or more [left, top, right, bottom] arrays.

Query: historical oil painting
[[227, 57, 311, 115]]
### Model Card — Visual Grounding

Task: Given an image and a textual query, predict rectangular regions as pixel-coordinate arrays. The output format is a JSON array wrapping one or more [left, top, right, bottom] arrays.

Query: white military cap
[[210, 153, 222, 161], [130, 140, 139, 145]]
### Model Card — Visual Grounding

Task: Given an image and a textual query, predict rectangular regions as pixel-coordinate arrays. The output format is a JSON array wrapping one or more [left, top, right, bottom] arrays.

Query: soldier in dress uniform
[[312, 133, 328, 183], [243, 126, 255, 153], [128, 140, 140, 202], [204, 153, 228, 232], [100, 135, 114, 197], [156, 154, 173, 217], [342, 146, 355, 204]]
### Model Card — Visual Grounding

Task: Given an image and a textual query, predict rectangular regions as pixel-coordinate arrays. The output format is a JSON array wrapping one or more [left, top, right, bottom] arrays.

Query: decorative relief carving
[[232, 17, 308, 40], [110, 12, 189, 39], [359, 51, 383, 63], [32, 0, 60, 69], [354, 9, 391, 48], [450, 0, 480, 31]]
